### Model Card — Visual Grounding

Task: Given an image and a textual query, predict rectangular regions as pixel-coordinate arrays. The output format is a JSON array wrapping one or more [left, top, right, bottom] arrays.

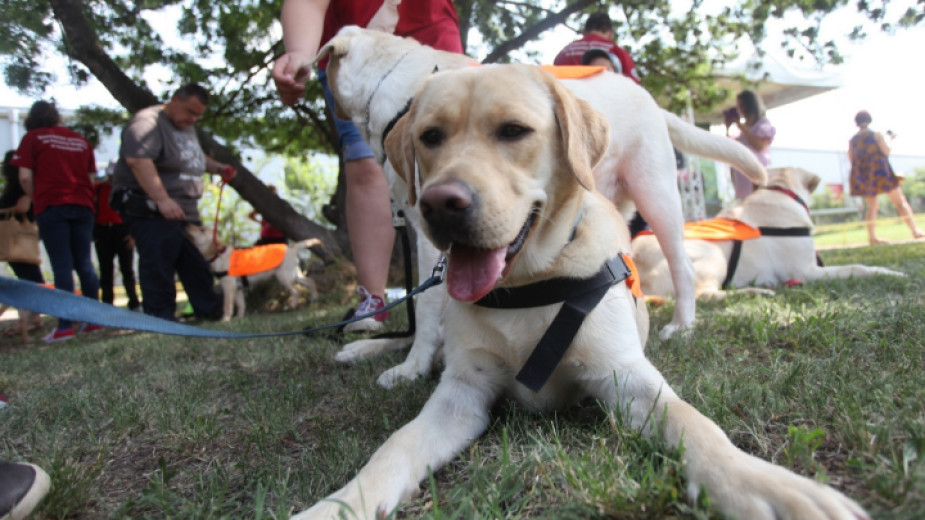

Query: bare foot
[[870, 237, 890, 245], [912, 229, 925, 240]]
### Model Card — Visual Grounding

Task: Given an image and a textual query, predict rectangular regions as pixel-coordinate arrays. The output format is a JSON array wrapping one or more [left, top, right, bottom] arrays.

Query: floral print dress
[[849, 129, 901, 196]]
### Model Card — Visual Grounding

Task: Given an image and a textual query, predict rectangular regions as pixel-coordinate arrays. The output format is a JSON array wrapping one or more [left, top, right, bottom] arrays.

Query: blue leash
[[0, 259, 445, 339]]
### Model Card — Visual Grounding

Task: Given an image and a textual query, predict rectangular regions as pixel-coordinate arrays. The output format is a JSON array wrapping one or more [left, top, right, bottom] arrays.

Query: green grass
[[813, 214, 925, 248], [2, 243, 925, 519]]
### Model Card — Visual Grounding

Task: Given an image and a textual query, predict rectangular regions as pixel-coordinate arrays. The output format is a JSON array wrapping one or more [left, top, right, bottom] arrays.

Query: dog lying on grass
[[632, 167, 905, 300], [316, 26, 768, 389], [185, 225, 319, 321], [290, 64, 868, 520]]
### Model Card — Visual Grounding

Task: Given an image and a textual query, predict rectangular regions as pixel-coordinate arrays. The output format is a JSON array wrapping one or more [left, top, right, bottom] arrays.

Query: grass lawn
[[814, 214, 925, 248], [2, 242, 924, 519]]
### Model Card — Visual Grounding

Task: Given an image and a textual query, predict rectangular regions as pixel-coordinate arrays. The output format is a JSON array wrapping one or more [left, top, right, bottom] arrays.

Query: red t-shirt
[[94, 180, 123, 225], [11, 126, 97, 215], [319, 0, 462, 70], [553, 33, 640, 84]]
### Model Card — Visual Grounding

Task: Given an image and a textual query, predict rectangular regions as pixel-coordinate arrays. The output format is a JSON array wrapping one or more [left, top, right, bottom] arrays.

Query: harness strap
[[723, 227, 815, 289], [473, 255, 634, 393], [722, 241, 744, 289]]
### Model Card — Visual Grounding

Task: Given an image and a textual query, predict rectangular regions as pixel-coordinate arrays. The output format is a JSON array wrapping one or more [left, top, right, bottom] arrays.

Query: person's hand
[[219, 165, 237, 183], [13, 195, 30, 215], [123, 235, 135, 250], [155, 198, 186, 221], [272, 51, 315, 105]]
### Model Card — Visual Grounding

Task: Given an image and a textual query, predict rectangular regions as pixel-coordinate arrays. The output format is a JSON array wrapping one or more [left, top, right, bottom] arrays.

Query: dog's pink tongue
[[447, 245, 507, 302]]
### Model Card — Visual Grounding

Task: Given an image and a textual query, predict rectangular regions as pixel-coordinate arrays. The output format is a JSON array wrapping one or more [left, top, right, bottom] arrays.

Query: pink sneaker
[[344, 286, 389, 333], [43, 327, 75, 343]]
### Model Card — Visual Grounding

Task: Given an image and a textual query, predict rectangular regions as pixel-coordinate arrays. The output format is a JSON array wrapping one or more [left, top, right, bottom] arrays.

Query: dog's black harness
[[476, 255, 635, 393], [722, 186, 821, 288]]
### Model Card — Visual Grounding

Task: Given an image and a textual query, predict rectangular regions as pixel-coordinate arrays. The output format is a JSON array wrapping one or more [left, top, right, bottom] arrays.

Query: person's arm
[[124, 156, 186, 221], [735, 122, 773, 152], [204, 155, 235, 181], [272, 0, 330, 105], [18, 168, 33, 198], [874, 131, 892, 156], [13, 195, 30, 214]]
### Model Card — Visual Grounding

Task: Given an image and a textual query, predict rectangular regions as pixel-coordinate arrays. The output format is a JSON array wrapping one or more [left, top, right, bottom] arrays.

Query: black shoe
[[0, 462, 51, 520]]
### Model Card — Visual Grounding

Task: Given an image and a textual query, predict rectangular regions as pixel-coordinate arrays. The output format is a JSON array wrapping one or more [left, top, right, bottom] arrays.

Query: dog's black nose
[[419, 181, 476, 247]]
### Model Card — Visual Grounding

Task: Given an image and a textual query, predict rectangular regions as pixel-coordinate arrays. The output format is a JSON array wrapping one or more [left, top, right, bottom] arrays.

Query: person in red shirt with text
[[272, 0, 463, 332], [11, 101, 102, 342], [554, 12, 640, 84]]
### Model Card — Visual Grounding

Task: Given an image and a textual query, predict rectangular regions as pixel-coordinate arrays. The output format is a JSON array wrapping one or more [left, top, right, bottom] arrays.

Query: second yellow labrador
[[290, 64, 867, 520], [633, 167, 905, 300]]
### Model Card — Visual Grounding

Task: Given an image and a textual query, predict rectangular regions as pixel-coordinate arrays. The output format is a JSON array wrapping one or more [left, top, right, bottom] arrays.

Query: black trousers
[[124, 216, 221, 321], [94, 223, 140, 309]]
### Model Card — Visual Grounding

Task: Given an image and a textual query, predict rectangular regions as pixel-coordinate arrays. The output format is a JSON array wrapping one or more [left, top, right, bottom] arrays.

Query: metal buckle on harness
[[391, 199, 406, 227], [431, 256, 447, 282]]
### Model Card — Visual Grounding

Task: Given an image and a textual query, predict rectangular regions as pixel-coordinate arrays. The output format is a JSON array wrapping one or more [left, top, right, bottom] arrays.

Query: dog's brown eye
[[419, 128, 444, 147], [498, 124, 531, 140]]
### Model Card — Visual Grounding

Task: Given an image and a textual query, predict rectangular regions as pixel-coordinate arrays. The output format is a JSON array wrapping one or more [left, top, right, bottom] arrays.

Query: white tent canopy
[[696, 51, 843, 124]]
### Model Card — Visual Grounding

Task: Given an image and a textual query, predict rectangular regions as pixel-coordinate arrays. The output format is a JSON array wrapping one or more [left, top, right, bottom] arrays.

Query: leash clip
[[431, 256, 447, 282]]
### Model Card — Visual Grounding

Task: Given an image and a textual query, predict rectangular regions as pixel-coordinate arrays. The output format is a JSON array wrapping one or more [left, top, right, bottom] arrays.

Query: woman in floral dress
[[849, 110, 923, 244]]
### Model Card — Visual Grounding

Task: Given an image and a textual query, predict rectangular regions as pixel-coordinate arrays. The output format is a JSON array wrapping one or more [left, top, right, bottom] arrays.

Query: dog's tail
[[663, 111, 767, 186]]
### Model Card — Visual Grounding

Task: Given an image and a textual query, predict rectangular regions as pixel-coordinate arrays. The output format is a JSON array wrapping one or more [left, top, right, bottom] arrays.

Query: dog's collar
[[476, 254, 638, 394], [380, 97, 413, 157], [207, 246, 227, 264], [364, 49, 415, 148], [762, 186, 810, 214]]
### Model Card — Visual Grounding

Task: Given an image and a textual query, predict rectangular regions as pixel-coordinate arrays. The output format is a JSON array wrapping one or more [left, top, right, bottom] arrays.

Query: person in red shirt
[[272, 0, 463, 333], [11, 101, 102, 342], [554, 12, 640, 84], [94, 163, 141, 311]]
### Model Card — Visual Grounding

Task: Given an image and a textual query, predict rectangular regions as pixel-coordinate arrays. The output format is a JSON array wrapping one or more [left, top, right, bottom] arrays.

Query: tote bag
[[0, 210, 41, 264]]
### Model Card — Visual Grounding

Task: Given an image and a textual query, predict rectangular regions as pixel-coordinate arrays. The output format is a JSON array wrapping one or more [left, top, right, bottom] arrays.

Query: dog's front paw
[[376, 359, 428, 389], [689, 453, 869, 520], [291, 476, 415, 520], [335, 337, 413, 364], [657, 322, 693, 341]]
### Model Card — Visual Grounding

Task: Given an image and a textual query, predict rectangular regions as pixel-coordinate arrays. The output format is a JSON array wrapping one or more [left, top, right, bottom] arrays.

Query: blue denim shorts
[[318, 69, 375, 162]]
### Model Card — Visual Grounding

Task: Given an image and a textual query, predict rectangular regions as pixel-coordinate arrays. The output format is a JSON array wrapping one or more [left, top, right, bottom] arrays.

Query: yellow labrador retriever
[[290, 65, 867, 520], [633, 167, 905, 299], [319, 26, 767, 389]]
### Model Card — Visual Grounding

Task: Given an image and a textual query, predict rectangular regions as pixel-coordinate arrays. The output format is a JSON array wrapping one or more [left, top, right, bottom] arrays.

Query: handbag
[[0, 209, 41, 264]]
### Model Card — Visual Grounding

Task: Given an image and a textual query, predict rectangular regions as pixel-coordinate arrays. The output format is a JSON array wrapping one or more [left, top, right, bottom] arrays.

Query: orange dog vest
[[227, 244, 287, 277]]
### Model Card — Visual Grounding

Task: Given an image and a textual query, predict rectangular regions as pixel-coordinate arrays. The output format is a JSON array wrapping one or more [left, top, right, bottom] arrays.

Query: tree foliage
[[2, 0, 921, 259]]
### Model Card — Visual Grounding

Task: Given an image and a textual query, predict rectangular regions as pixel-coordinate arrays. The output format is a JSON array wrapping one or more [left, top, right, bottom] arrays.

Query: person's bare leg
[[345, 157, 395, 299], [887, 187, 924, 239], [864, 195, 886, 244]]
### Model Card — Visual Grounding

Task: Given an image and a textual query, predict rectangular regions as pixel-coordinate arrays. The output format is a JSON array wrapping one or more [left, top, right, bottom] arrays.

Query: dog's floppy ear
[[799, 168, 822, 194], [384, 110, 418, 205], [537, 68, 610, 191]]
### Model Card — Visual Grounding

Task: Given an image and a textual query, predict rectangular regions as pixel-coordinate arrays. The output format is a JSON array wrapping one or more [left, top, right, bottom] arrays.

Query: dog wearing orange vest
[[185, 224, 320, 321], [632, 167, 905, 300]]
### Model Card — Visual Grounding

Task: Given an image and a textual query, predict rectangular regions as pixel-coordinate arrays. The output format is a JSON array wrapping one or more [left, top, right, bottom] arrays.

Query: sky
[[3, 5, 924, 157]]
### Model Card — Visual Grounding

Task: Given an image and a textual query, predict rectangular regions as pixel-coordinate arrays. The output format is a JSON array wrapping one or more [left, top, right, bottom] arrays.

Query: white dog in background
[[316, 27, 767, 388], [633, 167, 905, 300], [290, 63, 867, 520], [185, 225, 319, 321]]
